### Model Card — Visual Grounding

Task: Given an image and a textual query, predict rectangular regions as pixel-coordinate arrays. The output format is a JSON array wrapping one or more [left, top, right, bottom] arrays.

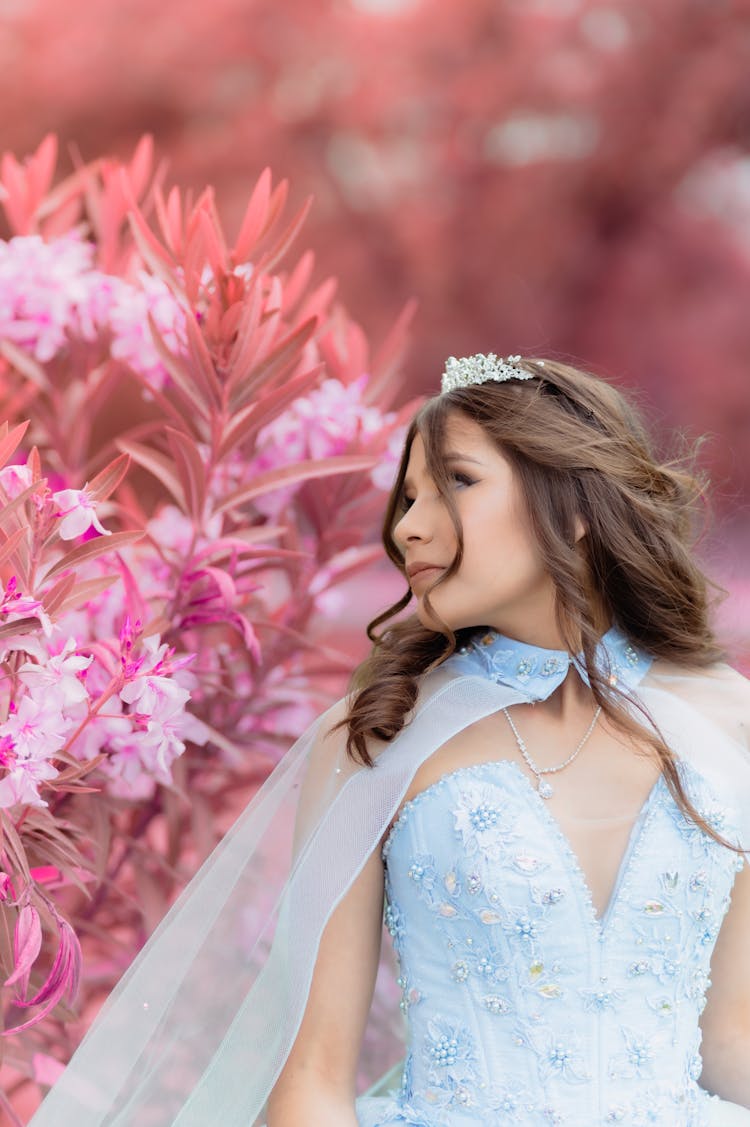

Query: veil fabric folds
[[28, 637, 750, 1127]]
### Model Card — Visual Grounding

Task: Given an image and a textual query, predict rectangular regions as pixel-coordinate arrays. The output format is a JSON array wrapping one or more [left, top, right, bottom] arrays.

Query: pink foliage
[[0, 134, 417, 1114]]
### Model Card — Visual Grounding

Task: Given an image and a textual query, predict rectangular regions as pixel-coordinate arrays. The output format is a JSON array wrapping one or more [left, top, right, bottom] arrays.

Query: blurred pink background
[[0, 3, 747, 1118], [0, 0, 747, 653]]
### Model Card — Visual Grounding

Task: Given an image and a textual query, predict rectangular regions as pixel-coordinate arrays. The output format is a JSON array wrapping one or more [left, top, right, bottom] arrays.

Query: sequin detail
[[375, 757, 744, 1125]]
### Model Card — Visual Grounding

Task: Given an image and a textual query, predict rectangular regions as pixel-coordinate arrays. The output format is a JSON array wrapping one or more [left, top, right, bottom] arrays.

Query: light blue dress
[[354, 626, 747, 1126]]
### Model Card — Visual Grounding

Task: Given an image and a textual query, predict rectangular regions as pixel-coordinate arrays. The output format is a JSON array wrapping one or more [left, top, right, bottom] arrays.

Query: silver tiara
[[441, 352, 539, 394]]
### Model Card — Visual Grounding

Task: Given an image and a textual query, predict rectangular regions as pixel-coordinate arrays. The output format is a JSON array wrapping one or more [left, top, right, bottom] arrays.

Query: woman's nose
[[394, 509, 433, 549]]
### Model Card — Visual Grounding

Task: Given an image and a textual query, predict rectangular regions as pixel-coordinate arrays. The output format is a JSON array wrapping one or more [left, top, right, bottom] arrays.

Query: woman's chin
[[414, 601, 459, 634]]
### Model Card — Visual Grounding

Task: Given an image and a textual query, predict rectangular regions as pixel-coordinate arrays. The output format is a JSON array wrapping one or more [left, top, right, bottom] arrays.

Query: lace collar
[[448, 621, 653, 702]]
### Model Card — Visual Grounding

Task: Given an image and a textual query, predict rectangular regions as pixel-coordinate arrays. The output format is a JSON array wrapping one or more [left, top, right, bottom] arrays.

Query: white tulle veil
[[27, 632, 750, 1127]]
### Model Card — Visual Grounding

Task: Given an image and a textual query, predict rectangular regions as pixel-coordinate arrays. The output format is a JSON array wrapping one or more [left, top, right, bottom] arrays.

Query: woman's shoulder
[[645, 655, 749, 743], [648, 654, 749, 691]]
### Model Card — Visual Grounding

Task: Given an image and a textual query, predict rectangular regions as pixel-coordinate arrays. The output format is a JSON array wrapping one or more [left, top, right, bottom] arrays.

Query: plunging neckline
[[381, 758, 667, 939]]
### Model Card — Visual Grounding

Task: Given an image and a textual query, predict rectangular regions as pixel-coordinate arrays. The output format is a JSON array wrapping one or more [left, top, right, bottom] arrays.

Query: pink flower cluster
[[0, 141, 418, 1076], [0, 639, 90, 808], [250, 373, 405, 516], [0, 611, 203, 808], [0, 234, 185, 386], [0, 461, 204, 806], [70, 630, 206, 801]]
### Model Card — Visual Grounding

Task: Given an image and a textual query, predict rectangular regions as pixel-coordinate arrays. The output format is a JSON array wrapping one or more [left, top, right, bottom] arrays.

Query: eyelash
[[397, 471, 474, 512]]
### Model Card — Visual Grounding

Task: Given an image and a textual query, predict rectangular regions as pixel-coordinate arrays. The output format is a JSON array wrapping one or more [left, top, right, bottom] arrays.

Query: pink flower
[[18, 638, 93, 710], [0, 234, 185, 384], [250, 374, 399, 516], [0, 757, 59, 809], [0, 577, 53, 638], [0, 694, 70, 807], [120, 670, 191, 721], [52, 488, 110, 540], [103, 693, 206, 799], [0, 463, 32, 499], [0, 234, 95, 362]]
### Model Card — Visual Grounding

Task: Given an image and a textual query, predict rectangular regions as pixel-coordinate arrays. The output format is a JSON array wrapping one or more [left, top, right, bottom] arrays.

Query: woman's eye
[[397, 472, 473, 512]]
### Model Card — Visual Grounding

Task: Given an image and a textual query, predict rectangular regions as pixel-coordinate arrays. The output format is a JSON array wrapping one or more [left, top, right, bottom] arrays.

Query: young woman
[[30, 355, 750, 1126]]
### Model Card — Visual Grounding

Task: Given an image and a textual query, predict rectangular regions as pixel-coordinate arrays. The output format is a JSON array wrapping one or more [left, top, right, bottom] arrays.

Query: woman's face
[[392, 411, 581, 646]]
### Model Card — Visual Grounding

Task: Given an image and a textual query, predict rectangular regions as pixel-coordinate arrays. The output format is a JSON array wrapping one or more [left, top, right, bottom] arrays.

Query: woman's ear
[[573, 515, 587, 543]]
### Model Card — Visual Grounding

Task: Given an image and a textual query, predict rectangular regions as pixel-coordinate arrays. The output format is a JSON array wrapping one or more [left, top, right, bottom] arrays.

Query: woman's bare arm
[[699, 860, 750, 1106], [266, 843, 385, 1125]]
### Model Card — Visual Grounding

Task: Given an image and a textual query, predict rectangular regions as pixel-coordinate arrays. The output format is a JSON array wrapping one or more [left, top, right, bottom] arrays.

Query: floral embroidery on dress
[[530, 1028, 591, 1085], [607, 1026, 665, 1080], [371, 755, 745, 1126], [451, 779, 519, 859]]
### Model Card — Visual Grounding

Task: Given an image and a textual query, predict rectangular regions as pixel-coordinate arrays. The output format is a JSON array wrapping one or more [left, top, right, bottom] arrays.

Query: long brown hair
[[332, 357, 734, 847]]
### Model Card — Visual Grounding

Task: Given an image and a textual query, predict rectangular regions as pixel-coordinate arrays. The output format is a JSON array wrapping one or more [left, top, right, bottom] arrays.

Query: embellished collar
[[448, 621, 653, 702]]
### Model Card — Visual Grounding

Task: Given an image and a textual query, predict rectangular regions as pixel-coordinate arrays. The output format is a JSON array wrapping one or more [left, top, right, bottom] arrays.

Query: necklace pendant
[[537, 778, 554, 799]]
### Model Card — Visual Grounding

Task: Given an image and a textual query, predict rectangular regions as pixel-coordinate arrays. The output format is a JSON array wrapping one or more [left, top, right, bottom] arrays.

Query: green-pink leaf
[[0, 421, 30, 472], [0, 617, 41, 642], [41, 530, 143, 583], [0, 526, 28, 569], [54, 575, 119, 616], [40, 572, 76, 616], [85, 454, 130, 503], [214, 454, 378, 515], [164, 428, 206, 521], [217, 364, 323, 462], [116, 440, 186, 510]]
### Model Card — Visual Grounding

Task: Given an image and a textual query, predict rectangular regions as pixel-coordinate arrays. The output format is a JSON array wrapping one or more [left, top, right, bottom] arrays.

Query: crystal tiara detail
[[441, 352, 541, 394]]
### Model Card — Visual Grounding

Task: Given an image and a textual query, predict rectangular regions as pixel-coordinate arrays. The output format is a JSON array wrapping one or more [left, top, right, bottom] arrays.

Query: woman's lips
[[410, 566, 445, 586]]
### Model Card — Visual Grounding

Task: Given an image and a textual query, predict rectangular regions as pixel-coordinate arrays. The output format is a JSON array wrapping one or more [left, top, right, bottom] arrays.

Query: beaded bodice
[[367, 757, 744, 1127]]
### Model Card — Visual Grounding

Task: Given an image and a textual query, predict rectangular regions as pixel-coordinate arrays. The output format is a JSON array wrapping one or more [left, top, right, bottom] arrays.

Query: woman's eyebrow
[[443, 453, 482, 464], [403, 453, 483, 489]]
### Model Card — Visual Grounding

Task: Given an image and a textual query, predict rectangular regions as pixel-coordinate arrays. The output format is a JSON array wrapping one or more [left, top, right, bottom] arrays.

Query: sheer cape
[[28, 635, 750, 1126]]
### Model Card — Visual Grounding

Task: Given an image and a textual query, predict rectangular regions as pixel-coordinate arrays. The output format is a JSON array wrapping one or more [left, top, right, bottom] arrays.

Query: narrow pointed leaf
[[126, 203, 181, 296], [124, 367, 198, 433], [218, 364, 323, 461], [41, 530, 143, 583], [255, 195, 313, 276], [54, 575, 120, 616], [40, 572, 77, 616], [85, 454, 130, 503], [5, 904, 42, 994], [214, 454, 378, 514], [0, 342, 50, 390], [229, 317, 319, 413], [366, 297, 418, 407], [232, 167, 272, 261], [280, 250, 315, 315], [165, 428, 206, 521], [116, 440, 186, 509], [0, 421, 29, 472], [296, 276, 337, 325], [145, 314, 211, 418], [127, 134, 154, 200], [257, 178, 289, 244], [0, 617, 41, 642], [182, 315, 224, 404], [0, 527, 28, 569]]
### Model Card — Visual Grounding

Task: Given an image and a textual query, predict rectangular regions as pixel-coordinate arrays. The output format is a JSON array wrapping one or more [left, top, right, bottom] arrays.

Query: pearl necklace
[[501, 705, 602, 799]]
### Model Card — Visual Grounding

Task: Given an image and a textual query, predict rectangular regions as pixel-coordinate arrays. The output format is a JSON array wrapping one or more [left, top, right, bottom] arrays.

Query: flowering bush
[[0, 134, 420, 1117]]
